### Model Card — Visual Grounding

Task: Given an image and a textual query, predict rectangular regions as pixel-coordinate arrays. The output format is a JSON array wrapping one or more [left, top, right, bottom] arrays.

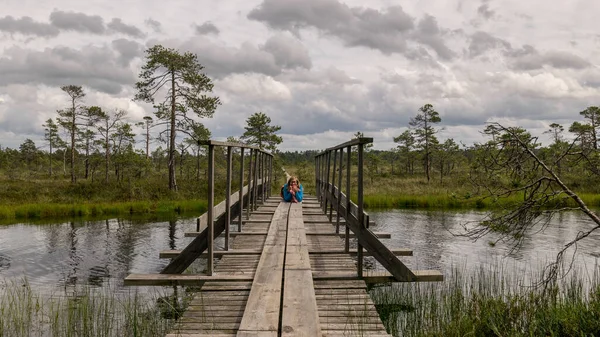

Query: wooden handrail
[[314, 137, 423, 282]]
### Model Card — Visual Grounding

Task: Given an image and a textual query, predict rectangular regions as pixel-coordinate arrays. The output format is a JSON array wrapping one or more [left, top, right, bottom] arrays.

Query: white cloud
[[218, 74, 292, 102], [0, 0, 598, 152]]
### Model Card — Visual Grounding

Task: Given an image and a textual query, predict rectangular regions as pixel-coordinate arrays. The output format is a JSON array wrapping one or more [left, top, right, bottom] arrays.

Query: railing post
[[345, 145, 351, 253], [207, 144, 215, 276], [225, 146, 232, 251], [336, 148, 343, 234], [324, 151, 331, 214], [330, 149, 337, 222], [357, 142, 364, 278], [246, 149, 253, 220], [238, 147, 244, 232], [261, 152, 266, 203], [253, 150, 259, 210], [267, 156, 273, 198], [315, 156, 319, 203]]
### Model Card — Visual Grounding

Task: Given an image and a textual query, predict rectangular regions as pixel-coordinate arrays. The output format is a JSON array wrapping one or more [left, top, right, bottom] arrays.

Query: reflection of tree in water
[[63, 221, 82, 286], [169, 219, 177, 250], [166, 218, 183, 318], [0, 253, 11, 271], [86, 219, 112, 286]]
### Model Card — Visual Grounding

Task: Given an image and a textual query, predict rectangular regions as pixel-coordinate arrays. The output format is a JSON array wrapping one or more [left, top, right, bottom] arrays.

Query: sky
[[0, 0, 598, 152]]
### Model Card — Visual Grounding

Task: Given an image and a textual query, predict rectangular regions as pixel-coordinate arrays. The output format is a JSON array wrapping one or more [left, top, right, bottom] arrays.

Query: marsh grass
[[0, 200, 207, 222], [370, 263, 600, 336], [0, 279, 183, 337]]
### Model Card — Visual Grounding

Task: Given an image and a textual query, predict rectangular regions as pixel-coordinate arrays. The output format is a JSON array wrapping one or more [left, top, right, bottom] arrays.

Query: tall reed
[[370, 262, 600, 336], [0, 279, 178, 337]]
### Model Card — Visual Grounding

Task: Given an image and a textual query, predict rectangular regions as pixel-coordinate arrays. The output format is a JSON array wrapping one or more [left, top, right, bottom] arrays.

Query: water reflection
[[0, 216, 197, 295], [2, 210, 599, 295], [368, 209, 600, 277]]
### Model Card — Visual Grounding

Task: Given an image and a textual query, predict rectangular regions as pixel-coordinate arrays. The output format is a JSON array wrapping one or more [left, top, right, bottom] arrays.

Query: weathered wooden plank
[[159, 249, 262, 259], [124, 274, 254, 286], [185, 231, 268, 237], [305, 232, 391, 238], [281, 203, 322, 337], [312, 270, 444, 283], [238, 203, 289, 335]]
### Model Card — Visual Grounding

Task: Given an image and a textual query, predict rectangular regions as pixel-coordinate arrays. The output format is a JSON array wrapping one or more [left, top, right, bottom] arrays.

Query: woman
[[282, 176, 303, 203]]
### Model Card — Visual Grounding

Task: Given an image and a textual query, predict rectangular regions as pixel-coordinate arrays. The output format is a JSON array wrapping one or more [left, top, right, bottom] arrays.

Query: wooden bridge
[[125, 138, 443, 336]]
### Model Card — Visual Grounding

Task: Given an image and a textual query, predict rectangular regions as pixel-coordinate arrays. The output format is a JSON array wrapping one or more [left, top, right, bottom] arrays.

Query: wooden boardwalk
[[124, 138, 442, 337], [160, 196, 395, 337]]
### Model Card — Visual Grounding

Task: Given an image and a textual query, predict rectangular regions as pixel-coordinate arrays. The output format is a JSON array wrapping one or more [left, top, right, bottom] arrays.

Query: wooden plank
[[238, 203, 289, 335], [185, 231, 268, 237], [305, 232, 391, 239], [312, 270, 444, 283], [159, 249, 262, 258], [281, 203, 322, 336], [158, 248, 411, 259], [281, 270, 322, 337], [308, 248, 413, 256], [123, 274, 254, 286]]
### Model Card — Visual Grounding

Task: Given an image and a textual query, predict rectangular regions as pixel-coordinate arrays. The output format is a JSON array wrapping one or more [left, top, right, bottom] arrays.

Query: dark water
[[1, 210, 599, 294], [368, 209, 600, 278], [0, 216, 204, 294]]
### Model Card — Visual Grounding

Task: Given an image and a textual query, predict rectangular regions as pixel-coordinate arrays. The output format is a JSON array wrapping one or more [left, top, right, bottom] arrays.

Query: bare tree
[[465, 123, 600, 283], [57, 85, 86, 183]]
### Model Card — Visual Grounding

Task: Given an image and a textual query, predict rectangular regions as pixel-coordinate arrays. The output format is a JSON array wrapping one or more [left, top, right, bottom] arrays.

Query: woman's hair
[[287, 176, 299, 185]]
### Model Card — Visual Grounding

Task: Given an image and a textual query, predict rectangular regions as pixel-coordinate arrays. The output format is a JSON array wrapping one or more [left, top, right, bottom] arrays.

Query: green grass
[[370, 263, 600, 336], [0, 200, 207, 222], [0, 280, 180, 337]]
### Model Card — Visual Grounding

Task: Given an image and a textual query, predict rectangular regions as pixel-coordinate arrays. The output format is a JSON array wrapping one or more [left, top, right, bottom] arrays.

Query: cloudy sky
[[0, 0, 598, 152]]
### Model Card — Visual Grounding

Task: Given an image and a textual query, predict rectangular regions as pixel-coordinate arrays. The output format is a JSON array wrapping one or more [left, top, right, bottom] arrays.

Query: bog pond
[[1, 209, 599, 293]]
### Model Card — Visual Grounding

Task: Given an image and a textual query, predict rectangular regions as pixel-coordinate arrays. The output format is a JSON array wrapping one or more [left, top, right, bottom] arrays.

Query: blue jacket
[[282, 183, 303, 202]]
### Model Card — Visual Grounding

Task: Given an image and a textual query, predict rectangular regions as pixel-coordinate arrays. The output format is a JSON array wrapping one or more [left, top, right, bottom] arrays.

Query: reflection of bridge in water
[[125, 138, 443, 336]]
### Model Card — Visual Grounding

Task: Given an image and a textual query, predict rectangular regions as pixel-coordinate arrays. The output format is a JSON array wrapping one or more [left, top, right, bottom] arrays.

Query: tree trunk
[[49, 143, 53, 177], [70, 104, 76, 183], [105, 134, 110, 183], [85, 138, 89, 179], [168, 70, 177, 191]]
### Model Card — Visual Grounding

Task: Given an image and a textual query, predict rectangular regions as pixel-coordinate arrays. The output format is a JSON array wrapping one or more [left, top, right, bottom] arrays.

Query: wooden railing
[[315, 137, 419, 282], [160, 140, 273, 275]]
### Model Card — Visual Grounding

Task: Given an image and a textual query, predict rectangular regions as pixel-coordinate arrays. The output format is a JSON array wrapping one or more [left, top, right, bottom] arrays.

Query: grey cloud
[[0, 15, 59, 37], [477, 3, 495, 20], [112, 39, 143, 66], [414, 15, 456, 60], [468, 31, 511, 57], [249, 0, 426, 55], [250, 0, 457, 60], [195, 22, 220, 35], [279, 67, 360, 85], [107, 18, 145, 38], [145, 18, 162, 33], [49, 10, 105, 34], [0, 45, 135, 94], [178, 35, 314, 78], [183, 37, 280, 78], [509, 47, 591, 70], [261, 34, 311, 69]]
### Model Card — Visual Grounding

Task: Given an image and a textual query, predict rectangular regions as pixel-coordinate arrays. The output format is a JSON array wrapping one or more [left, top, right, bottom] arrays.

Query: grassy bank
[[0, 200, 207, 222], [362, 192, 600, 210], [371, 263, 600, 336], [0, 281, 178, 337]]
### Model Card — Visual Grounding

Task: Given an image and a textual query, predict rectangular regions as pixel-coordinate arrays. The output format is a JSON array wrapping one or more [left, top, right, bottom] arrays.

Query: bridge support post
[[238, 147, 244, 232], [345, 145, 351, 253], [247, 149, 253, 220], [225, 146, 232, 250], [207, 144, 215, 275]]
